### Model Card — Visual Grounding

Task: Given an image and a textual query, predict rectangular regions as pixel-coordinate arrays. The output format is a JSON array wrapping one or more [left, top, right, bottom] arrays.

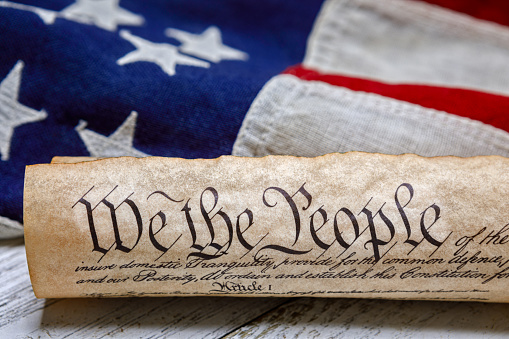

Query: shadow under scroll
[[35, 296, 288, 338], [33, 296, 509, 338], [227, 297, 509, 338]]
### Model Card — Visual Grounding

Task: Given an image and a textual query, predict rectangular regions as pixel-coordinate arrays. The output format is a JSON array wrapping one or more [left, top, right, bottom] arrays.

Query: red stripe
[[416, 0, 509, 27], [283, 65, 509, 133]]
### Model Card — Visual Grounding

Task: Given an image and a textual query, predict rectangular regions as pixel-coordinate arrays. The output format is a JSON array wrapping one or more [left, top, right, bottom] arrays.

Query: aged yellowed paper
[[24, 153, 509, 301]]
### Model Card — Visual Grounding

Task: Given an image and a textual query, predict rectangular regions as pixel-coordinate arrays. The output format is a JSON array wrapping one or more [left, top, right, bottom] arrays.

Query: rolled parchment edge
[[24, 152, 509, 300]]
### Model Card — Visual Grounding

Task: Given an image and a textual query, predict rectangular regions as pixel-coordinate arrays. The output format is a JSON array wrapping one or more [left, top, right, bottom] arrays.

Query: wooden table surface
[[2, 237, 509, 338]]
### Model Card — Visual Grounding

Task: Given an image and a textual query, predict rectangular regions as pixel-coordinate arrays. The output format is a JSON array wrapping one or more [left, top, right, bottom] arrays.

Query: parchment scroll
[[24, 153, 509, 301]]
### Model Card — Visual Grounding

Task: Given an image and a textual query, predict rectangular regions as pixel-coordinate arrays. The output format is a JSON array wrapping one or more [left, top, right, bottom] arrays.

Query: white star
[[0, 0, 144, 31], [117, 30, 210, 76], [165, 26, 248, 63], [75, 111, 148, 157], [60, 0, 144, 32], [0, 61, 47, 161]]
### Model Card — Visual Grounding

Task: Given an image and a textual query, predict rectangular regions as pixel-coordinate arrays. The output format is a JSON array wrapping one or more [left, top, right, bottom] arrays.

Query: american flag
[[0, 0, 508, 239]]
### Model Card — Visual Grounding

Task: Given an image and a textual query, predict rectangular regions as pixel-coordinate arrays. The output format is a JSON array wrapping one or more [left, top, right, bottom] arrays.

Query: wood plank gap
[[219, 298, 299, 339]]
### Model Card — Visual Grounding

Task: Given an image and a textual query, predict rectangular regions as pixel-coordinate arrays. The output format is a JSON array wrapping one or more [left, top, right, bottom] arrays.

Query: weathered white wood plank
[[0, 240, 286, 338], [226, 297, 509, 338], [0, 239, 52, 330]]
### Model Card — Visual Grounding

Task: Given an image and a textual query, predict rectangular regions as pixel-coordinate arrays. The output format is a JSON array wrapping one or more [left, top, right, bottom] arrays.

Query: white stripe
[[232, 75, 509, 158], [304, 0, 509, 96]]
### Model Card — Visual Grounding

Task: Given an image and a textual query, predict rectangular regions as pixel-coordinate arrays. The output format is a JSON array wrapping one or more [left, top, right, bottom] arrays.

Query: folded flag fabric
[[233, 0, 509, 158], [1, 0, 508, 238]]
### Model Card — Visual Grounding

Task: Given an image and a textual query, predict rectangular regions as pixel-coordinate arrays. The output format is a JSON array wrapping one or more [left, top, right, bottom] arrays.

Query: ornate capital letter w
[[72, 186, 143, 256]]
